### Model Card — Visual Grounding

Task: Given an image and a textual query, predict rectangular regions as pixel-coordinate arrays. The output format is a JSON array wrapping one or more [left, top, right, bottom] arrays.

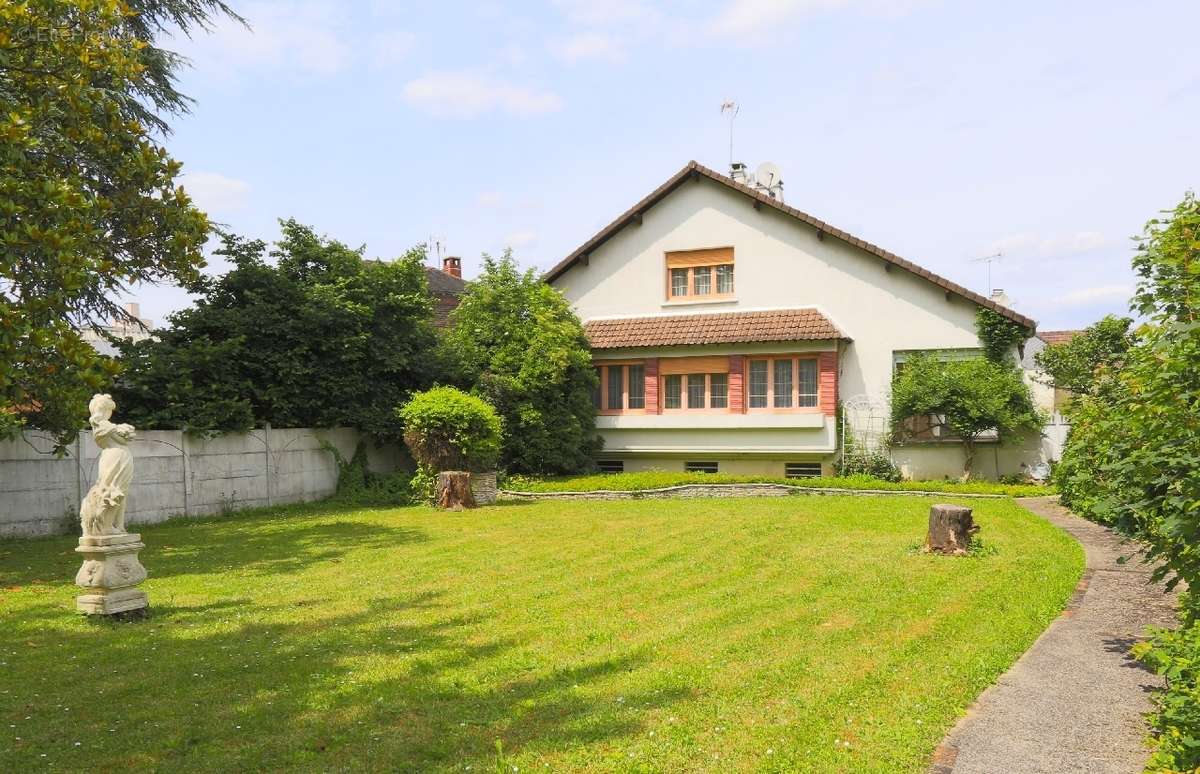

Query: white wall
[[552, 177, 1049, 478], [0, 428, 402, 538]]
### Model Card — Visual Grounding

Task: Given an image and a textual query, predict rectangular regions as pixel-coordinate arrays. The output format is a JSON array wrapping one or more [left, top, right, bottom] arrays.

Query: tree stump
[[436, 471, 477, 510], [925, 504, 978, 555]]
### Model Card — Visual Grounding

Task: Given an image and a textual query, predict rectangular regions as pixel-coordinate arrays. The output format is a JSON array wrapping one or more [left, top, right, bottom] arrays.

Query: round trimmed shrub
[[398, 387, 502, 472]]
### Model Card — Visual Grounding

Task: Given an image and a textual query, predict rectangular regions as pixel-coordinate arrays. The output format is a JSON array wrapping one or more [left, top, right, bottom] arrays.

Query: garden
[[0, 495, 1081, 772]]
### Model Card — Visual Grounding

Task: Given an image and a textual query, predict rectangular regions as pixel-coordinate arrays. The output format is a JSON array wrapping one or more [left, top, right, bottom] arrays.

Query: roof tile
[[585, 308, 844, 349]]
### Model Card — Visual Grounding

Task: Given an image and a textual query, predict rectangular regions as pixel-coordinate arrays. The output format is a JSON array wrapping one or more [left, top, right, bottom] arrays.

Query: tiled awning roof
[[584, 308, 845, 349], [1038, 329, 1082, 346]]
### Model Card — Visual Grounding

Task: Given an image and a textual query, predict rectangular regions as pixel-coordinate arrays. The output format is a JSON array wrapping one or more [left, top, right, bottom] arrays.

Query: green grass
[[0, 496, 1081, 772], [504, 471, 1055, 498]]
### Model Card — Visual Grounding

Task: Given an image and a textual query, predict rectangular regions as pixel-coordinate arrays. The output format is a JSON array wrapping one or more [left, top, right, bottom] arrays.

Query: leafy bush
[[890, 354, 1044, 480], [503, 471, 1053, 497], [834, 449, 902, 482], [1052, 193, 1200, 770], [442, 253, 601, 474], [322, 442, 411, 507], [408, 464, 438, 506], [975, 308, 1029, 364], [398, 387, 502, 472]]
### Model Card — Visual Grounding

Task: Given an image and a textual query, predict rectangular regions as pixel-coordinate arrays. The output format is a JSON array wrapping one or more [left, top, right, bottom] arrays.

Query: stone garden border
[[500, 483, 1007, 501]]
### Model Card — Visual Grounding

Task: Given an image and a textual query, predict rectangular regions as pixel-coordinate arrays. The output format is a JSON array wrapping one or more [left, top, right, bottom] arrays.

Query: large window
[[748, 356, 820, 411], [710, 373, 728, 408], [663, 372, 730, 411], [666, 248, 735, 301], [664, 375, 682, 409], [595, 362, 646, 413]]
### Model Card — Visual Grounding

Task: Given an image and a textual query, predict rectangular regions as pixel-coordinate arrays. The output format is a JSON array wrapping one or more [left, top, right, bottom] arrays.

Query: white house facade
[[546, 161, 1046, 480]]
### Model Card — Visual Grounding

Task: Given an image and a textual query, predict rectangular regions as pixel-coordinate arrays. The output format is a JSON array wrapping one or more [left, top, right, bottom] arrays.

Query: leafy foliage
[[322, 441, 412, 507], [1052, 193, 1200, 771], [443, 252, 600, 474], [834, 449, 902, 481], [975, 308, 1029, 364], [890, 355, 1044, 479], [0, 0, 232, 445], [1033, 315, 1135, 396], [398, 387, 502, 473], [113, 222, 438, 438]]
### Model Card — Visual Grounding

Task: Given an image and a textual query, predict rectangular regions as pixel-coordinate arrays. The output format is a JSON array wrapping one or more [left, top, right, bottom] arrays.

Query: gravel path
[[931, 496, 1179, 774]]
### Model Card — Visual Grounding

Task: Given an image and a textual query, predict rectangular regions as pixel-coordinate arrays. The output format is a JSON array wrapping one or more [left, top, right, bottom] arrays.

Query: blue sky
[[142, 0, 1199, 331]]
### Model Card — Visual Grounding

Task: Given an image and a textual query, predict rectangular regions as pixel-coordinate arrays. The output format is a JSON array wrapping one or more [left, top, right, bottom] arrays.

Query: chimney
[[990, 288, 1012, 308], [443, 256, 462, 278]]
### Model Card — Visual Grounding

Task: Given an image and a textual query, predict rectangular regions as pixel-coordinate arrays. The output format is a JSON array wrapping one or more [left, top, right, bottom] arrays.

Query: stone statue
[[80, 393, 136, 536], [75, 394, 148, 616]]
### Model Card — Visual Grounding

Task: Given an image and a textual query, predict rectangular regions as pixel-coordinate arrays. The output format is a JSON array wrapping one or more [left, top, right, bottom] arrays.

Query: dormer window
[[665, 247, 734, 301]]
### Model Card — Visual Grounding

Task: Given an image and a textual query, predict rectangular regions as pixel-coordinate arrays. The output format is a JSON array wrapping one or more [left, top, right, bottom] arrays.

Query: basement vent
[[685, 461, 719, 474], [597, 460, 624, 474], [785, 462, 823, 479]]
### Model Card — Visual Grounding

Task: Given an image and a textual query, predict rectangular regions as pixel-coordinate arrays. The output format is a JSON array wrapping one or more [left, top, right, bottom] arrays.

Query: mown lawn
[[0, 496, 1081, 772]]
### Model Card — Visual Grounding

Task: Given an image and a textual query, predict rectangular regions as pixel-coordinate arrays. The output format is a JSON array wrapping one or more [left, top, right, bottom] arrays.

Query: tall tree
[[1034, 315, 1135, 397], [0, 0, 238, 446], [444, 252, 601, 474], [113, 221, 439, 439]]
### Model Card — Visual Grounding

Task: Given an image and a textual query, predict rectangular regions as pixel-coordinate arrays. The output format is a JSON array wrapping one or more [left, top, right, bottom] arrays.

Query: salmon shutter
[[728, 355, 745, 412], [818, 351, 838, 416], [644, 358, 659, 414]]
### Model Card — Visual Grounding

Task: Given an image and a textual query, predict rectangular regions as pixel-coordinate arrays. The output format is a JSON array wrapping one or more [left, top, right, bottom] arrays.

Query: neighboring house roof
[[424, 266, 467, 296], [544, 160, 1036, 331], [585, 308, 844, 350], [424, 266, 467, 328], [1038, 329, 1082, 346]]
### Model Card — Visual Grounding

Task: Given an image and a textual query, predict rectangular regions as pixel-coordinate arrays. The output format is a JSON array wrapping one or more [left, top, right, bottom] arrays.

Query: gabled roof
[[545, 161, 1036, 331], [585, 308, 844, 350]]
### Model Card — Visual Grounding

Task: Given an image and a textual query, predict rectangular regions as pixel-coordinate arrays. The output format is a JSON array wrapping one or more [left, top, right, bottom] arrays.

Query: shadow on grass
[[2, 589, 690, 771]]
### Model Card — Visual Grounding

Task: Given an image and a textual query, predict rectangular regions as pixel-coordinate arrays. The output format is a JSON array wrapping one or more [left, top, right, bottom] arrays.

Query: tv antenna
[[720, 100, 739, 169], [969, 251, 1004, 293]]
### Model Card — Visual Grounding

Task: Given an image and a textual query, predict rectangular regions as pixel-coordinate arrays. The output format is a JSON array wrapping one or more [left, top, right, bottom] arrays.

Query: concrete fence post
[[264, 422, 272, 507]]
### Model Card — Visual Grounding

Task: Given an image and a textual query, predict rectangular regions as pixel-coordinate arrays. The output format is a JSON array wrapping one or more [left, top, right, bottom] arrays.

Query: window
[[670, 268, 689, 297], [785, 462, 822, 479], [665, 248, 735, 301], [749, 360, 769, 408], [773, 360, 793, 408], [710, 373, 728, 408], [716, 264, 734, 294], [685, 461, 719, 473], [628, 365, 645, 409], [747, 356, 821, 411], [687, 373, 706, 408], [664, 375, 682, 409], [598, 460, 624, 474], [596, 362, 646, 412], [606, 366, 624, 410], [798, 359, 818, 408]]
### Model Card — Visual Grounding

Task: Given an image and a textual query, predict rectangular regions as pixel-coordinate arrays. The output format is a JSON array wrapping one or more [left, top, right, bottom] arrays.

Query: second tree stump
[[925, 504, 978, 555], [436, 471, 477, 510]]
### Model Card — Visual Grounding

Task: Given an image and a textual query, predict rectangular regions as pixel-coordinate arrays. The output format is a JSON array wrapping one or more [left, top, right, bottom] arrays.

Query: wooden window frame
[[745, 354, 823, 414], [664, 248, 735, 302], [596, 360, 648, 415], [662, 373, 731, 414]]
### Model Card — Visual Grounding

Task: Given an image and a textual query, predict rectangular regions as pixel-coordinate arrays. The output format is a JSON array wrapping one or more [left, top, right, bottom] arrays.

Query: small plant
[[835, 449, 901, 482], [398, 387, 503, 473], [322, 441, 412, 507]]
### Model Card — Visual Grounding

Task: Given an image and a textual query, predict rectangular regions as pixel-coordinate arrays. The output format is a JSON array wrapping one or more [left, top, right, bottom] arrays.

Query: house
[[1021, 328, 1083, 466], [545, 160, 1045, 480], [81, 302, 155, 356], [426, 256, 467, 328]]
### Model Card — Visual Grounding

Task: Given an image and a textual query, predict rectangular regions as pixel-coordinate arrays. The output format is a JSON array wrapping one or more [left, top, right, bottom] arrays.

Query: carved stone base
[[75, 533, 148, 615]]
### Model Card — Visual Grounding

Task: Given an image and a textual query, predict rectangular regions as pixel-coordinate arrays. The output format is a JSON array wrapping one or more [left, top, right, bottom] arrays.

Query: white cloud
[[1055, 285, 1131, 307], [403, 71, 563, 118], [552, 0, 660, 25], [505, 230, 538, 247], [550, 32, 627, 63], [177, 1, 350, 76], [984, 231, 1110, 260], [709, 0, 931, 35], [178, 172, 250, 215], [369, 29, 415, 68], [476, 191, 505, 208]]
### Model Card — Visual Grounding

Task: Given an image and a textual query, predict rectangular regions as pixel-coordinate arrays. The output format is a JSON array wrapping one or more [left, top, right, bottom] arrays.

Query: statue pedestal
[[75, 533, 148, 615]]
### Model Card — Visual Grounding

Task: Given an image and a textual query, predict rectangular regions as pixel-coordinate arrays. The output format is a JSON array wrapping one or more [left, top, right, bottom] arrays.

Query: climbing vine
[[975, 308, 1029, 364]]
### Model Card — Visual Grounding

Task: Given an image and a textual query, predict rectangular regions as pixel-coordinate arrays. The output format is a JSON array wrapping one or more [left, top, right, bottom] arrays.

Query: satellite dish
[[755, 161, 781, 189]]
